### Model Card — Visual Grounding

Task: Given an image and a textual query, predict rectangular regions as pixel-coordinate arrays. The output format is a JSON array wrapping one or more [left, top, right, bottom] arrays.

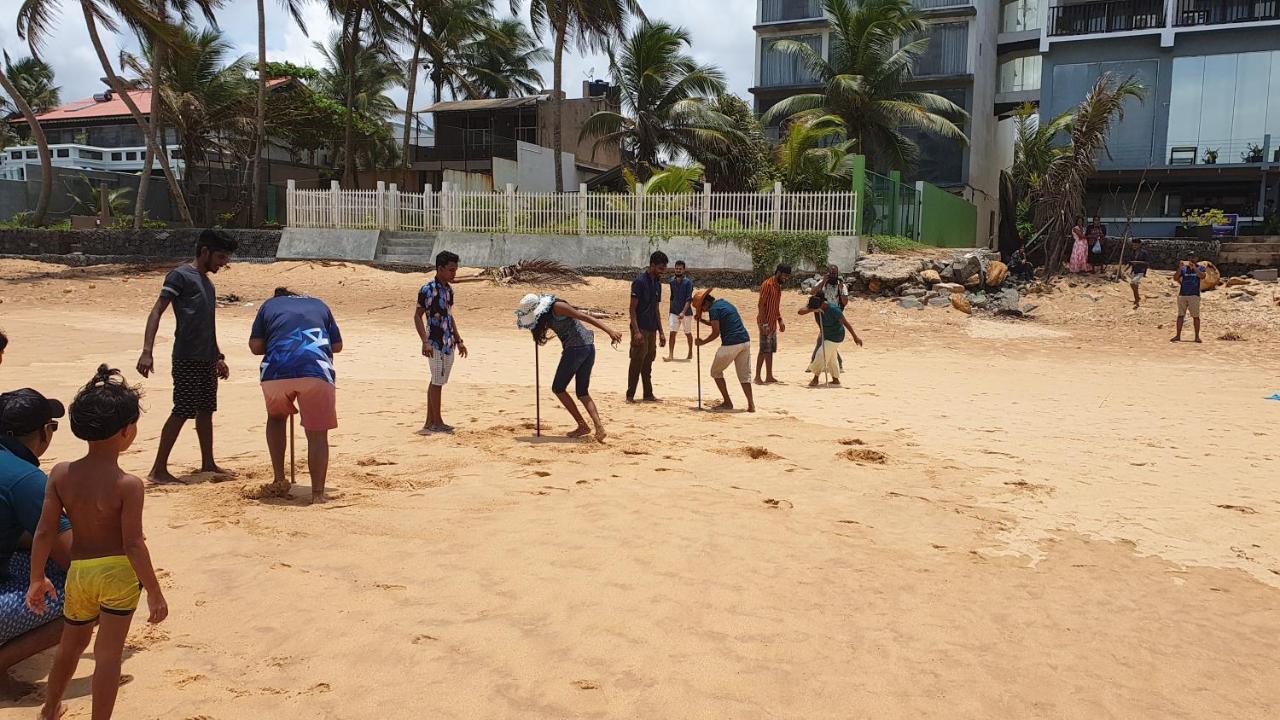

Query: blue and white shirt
[[250, 296, 342, 383]]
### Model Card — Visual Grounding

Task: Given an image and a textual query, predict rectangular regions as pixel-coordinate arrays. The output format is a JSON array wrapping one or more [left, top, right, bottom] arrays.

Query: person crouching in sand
[[26, 365, 167, 720], [692, 289, 756, 412], [517, 294, 623, 441], [798, 297, 862, 386]]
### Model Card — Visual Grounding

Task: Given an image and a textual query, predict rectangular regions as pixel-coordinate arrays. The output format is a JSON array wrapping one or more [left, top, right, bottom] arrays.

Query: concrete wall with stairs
[[1219, 236, 1280, 269]]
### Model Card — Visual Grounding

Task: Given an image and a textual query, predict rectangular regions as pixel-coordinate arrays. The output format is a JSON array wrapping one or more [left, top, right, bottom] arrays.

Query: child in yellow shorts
[[26, 365, 167, 720]]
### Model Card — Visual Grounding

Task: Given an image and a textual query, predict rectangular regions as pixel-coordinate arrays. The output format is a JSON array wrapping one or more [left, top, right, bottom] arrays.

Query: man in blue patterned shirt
[[415, 251, 469, 434]]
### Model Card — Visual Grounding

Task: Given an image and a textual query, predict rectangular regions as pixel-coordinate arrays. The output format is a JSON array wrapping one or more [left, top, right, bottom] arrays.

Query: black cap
[[0, 389, 66, 437]]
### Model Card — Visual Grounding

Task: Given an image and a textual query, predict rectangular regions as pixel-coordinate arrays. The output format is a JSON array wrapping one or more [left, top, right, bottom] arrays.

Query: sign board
[[1212, 213, 1239, 236]]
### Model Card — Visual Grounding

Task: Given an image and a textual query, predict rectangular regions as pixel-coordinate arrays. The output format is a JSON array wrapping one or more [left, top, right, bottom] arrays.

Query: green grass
[[866, 234, 927, 254]]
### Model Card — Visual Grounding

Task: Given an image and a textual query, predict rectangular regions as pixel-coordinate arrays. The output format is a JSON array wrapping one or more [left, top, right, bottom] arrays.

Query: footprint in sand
[[837, 438, 865, 446], [720, 446, 781, 460], [572, 680, 600, 690], [1216, 504, 1258, 514], [762, 498, 794, 509], [838, 448, 888, 464], [532, 470, 552, 477], [412, 634, 438, 644]]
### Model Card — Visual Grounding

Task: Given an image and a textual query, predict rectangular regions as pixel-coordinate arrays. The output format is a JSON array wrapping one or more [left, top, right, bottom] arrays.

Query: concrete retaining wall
[[0, 228, 280, 258], [278, 227, 380, 261]]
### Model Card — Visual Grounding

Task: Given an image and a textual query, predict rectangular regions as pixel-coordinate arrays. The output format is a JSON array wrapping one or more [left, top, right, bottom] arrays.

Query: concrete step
[[376, 253, 435, 265], [381, 243, 433, 253], [1220, 242, 1280, 252], [1222, 235, 1280, 245]]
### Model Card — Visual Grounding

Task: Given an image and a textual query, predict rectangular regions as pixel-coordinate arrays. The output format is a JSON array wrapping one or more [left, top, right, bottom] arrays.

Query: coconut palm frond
[[499, 258, 585, 286]]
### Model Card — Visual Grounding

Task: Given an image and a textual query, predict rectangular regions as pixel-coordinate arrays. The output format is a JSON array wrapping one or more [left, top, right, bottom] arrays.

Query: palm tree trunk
[[80, 0, 194, 226], [551, 22, 566, 193], [401, 9, 424, 190], [0, 72, 52, 226], [133, 4, 164, 229], [342, 6, 363, 189], [251, 0, 267, 226]]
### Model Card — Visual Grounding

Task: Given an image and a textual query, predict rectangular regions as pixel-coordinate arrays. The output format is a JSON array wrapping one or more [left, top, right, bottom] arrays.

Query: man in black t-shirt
[[1127, 239, 1150, 309], [627, 251, 667, 402], [137, 230, 237, 484]]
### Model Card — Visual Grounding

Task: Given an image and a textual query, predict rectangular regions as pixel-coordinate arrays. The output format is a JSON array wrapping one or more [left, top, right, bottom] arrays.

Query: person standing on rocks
[[627, 251, 667, 402], [1171, 254, 1206, 343], [136, 229, 237, 484], [1127, 239, 1150, 309], [755, 263, 789, 385]]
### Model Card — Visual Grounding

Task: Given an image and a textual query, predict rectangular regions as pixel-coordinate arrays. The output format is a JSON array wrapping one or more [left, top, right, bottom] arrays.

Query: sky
[[0, 0, 757, 113]]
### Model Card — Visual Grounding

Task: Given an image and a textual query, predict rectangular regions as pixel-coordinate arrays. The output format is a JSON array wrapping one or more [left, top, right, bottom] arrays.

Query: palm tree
[[419, 0, 491, 105], [1011, 102, 1073, 196], [3, 54, 60, 112], [314, 33, 404, 176], [253, 0, 308, 226], [0, 61, 54, 225], [17, 0, 197, 225], [1035, 73, 1145, 275], [581, 22, 738, 178], [459, 16, 549, 99], [762, 0, 968, 174], [124, 27, 255, 222], [526, 0, 642, 192], [327, 0, 413, 187], [773, 114, 858, 192], [687, 94, 774, 192]]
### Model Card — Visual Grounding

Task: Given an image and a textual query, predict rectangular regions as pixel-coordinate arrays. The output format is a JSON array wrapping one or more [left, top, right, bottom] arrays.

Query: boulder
[[934, 282, 965, 294], [899, 286, 928, 298], [1242, 286, 1260, 296], [1197, 261, 1222, 291], [969, 292, 989, 309], [855, 255, 927, 287], [867, 278, 882, 294], [997, 288, 1021, 309], [927, 296, 951, 307], [1237, 293, 1256, 302], [986, 261, 1008, 288], [964, 273, 982, 289], [920, 269, 942, 285], [1225, 276, 1251, 287], [898, 297, 924, 310], [950, 294, 972, 314]]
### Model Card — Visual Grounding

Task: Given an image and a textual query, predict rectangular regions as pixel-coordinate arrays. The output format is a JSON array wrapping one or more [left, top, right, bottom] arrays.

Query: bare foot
[[747, 405, 756, 413], [310, 493, 327, 505], [662, 356, 673, 363], [39, 702, 66, 719], [200, 465, 236, 478], [642, 396, 660, 403], [831, 378, 841, 385], [754, 378, 766, 385], [147, 468, 182, 485], [708, 402, 734, 412], [765, 377, 780, 384], [566, 425, 591, 438], [809, 377, 819, 387], [594, 426, 607, 443]]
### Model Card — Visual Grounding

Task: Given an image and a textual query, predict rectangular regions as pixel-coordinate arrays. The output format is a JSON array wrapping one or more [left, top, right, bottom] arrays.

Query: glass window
[[1168, 51, 1279, 164], [111, 152, 123, 161], [913, 22, 969, 77], [760, 34, 822, 87], [25, 150, 37, 159], [126, 151, 138, 161], [9, 151, 20, 160], [55, 148, 70, 158], [1001, 0, 1041, 33], [760, 0, 823, 23], [80, 150, 103, 160], [999, 54, 1041, 93]]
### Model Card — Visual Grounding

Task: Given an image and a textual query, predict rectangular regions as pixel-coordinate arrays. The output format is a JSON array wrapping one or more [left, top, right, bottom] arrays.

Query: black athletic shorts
[[172, 359, 218, 418]]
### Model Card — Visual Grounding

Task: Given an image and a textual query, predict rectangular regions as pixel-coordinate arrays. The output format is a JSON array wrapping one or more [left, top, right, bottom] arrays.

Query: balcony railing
[[1174, 0, 1280, 25], [913, 0, 973, 9], [1048, 0, 1166, 36], [760, 0, 824, 23]]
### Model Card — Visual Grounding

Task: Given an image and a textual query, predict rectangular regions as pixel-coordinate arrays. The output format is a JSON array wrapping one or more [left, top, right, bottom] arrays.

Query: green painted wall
[[918, 182, 977, 248]]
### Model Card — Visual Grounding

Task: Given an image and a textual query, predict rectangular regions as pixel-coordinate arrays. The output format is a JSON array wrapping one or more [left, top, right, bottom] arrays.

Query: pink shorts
[[261, 378, 337, 430]]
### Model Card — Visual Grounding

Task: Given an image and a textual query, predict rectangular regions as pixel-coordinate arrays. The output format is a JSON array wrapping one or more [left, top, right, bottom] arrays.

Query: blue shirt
[[708, 299, 750, 346], [631, 273, 663, 332], [1179, 266, 1202, 296], [669, 276, 693, 316], [250, 296, 342, 383], [0, 441, 70, 566], [820, 303, 847, 343], [417, 280, 457, 354]]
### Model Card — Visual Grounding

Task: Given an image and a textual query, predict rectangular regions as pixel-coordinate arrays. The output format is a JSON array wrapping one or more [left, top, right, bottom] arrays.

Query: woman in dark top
[[1087, 215, 1107, 273], [516, 294, 623, 442]]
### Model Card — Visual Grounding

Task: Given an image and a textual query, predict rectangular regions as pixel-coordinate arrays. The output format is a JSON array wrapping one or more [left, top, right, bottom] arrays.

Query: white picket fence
[[286, 180, 858, 236]]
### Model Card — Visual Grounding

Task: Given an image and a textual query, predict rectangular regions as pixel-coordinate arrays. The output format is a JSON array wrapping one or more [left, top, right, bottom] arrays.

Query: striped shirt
[[757, 276, 783, 325]]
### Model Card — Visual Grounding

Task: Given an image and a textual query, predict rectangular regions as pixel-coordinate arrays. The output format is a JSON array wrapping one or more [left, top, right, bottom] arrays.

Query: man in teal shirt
[[799, 299, 862, 386], [692, 289, 755, 412]]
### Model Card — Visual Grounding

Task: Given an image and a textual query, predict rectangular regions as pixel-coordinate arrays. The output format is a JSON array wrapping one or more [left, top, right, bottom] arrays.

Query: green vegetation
[[865, 234, 925, 255], [718, 231, 830, 281]]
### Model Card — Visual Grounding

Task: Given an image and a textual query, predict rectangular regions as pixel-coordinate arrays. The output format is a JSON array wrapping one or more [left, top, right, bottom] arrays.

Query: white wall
[[507, 141, 579, 191]]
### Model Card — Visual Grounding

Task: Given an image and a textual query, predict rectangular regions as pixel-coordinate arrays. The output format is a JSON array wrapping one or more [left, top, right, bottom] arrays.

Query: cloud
[[2, 0, 756, 111]]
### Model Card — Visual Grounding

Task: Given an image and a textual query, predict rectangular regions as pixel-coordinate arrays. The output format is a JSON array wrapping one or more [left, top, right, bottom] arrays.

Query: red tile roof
[[12, 78, 294, 125]]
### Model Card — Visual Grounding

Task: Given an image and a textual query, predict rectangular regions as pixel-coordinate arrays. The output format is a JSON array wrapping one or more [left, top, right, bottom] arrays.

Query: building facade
[[751, 0, 1002, 245], [1037, 0, 1280, 235]]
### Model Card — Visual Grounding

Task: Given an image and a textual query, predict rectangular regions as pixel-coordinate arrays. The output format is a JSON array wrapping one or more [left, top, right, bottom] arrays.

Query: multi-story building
[[1037, 0, 1280, 235], [751, 0, 1001, 244]]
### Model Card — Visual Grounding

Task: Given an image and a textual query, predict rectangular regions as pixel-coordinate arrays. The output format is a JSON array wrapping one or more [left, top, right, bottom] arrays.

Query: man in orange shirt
[[755, 263, 790, 385]]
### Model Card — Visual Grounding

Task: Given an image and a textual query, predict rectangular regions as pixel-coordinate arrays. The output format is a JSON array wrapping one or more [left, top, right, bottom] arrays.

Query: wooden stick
[[695, 316, 702, 410], [289, 413, 296, 486], [534, 340, 541, 436]]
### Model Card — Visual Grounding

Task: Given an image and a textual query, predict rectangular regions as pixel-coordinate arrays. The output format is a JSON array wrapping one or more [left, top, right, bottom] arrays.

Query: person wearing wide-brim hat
[[516, 294, 623, 441], [692, 288, 756, 413]]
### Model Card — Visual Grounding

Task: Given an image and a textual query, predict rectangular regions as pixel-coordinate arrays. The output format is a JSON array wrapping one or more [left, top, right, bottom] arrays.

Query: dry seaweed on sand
[[496, 259, 584, 286]]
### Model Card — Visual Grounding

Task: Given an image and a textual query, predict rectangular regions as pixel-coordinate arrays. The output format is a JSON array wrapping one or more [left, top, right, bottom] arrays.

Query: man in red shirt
[[755, 263, 790, 384]]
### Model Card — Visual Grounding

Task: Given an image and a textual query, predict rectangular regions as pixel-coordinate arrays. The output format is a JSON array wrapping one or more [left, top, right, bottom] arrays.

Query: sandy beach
[[1, 257, 1278, 719]]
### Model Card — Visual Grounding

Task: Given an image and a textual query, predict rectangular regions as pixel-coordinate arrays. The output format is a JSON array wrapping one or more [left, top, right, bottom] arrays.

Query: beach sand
[[1, 258, 1278, 718]]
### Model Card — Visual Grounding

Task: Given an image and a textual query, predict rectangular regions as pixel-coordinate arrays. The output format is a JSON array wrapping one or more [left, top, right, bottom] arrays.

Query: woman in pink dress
[[1068, 216, 1089, 273]]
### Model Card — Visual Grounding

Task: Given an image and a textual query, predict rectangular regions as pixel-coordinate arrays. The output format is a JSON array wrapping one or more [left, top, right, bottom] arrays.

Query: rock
[[950, 294, 972, 314], [1236, 293, 1255, 302], [920, 269, 942, 285], [1197, 261, 1221, 291], [947, 252, 984, 283], [1252, 268, 1278, 282], [934, 282, 964, 294], [995, 308, 1025, 318], [1227, 289, 1245, 299], [970, 292, 989, 309], [867, 278, 882, 294], [1022, 303, 1039, 314], [997, 288, 1021, 309], [1225, 276, 1251, 287], [1241, 286, 1259, 296], [964, 274, 982, 289], [928, 296, 951, 307], [986, 261, 1008, 288], [800, 278, 819, 292], [898, 298, 924, 310], [900, 286, 928, 298], [855, 255, 928, 287]]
